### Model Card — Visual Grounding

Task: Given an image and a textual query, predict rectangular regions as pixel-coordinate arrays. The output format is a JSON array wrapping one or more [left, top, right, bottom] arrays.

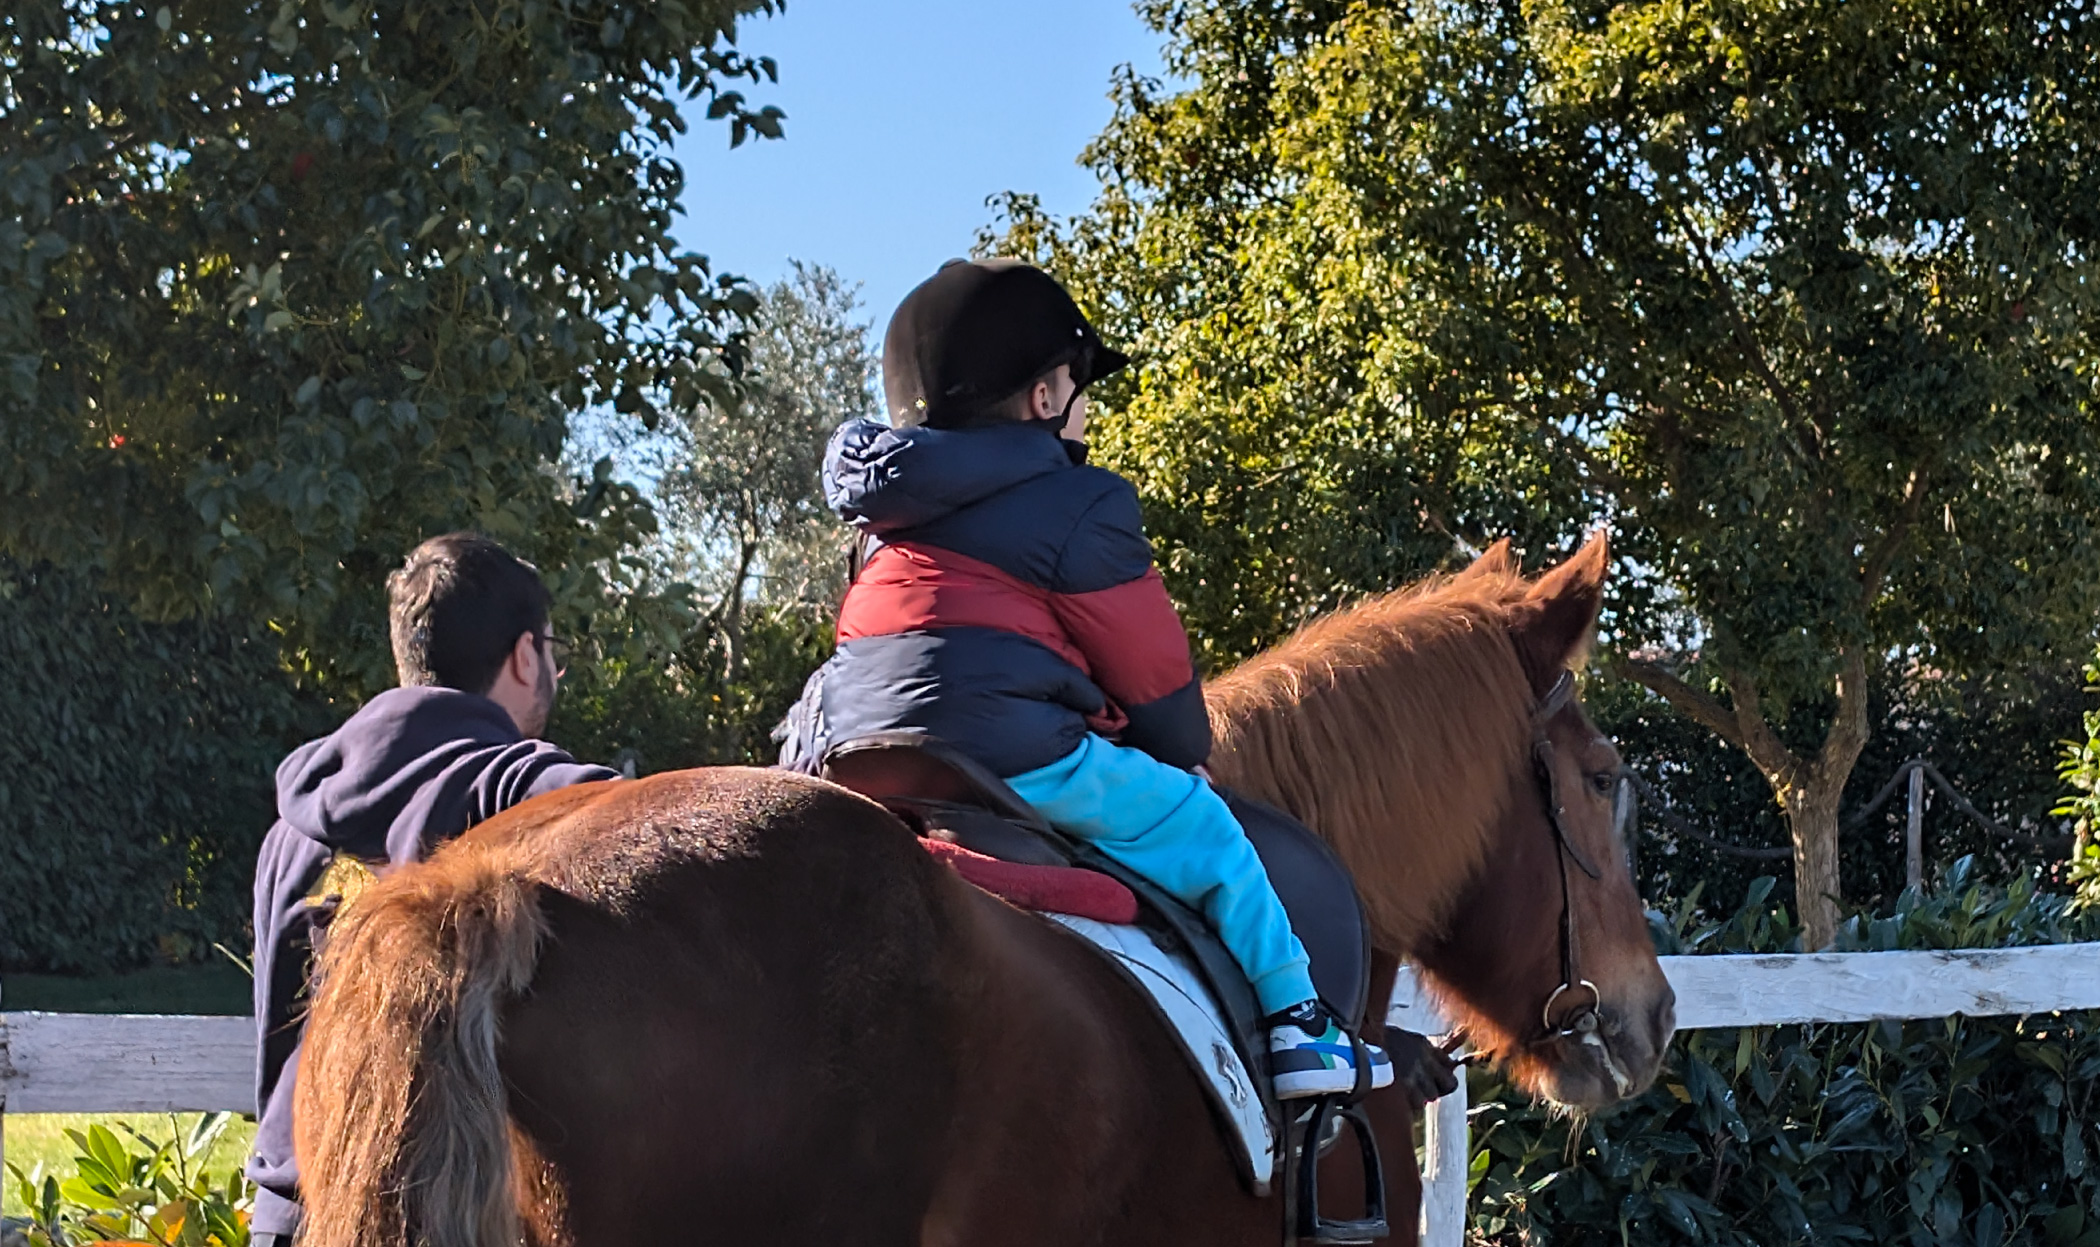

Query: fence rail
[[10, 945, 2100, 1242]]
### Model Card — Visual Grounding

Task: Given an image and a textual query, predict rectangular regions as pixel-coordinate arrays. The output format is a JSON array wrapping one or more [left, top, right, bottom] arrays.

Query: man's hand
[[1381, 1025, 1462, 1102]]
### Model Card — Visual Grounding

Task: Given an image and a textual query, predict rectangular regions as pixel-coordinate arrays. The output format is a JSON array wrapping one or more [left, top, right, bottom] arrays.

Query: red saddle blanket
[[920, 838, 1139, 924]]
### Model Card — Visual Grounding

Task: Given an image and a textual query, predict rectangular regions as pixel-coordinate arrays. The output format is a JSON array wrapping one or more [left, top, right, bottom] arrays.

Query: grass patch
[[2, 962, 251, 1015], [1, 1113, 257, 1217]]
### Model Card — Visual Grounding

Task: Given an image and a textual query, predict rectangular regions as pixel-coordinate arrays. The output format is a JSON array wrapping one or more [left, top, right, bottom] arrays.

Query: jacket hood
[[275, 685, 520, 852], [823, 417, 1072, 534]]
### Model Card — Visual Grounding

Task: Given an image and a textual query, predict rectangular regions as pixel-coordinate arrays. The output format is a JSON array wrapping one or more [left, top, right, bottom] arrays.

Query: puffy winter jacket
[[778, 418, 1209, 778]]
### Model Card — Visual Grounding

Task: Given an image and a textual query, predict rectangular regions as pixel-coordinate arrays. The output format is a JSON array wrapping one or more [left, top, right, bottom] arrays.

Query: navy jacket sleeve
[[1048, 482, 1212, 769], [470, 741, 619, 827]]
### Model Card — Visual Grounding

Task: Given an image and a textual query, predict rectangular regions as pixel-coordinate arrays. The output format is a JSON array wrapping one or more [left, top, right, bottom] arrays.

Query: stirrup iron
[[1283, 1031, 1389, 1245]]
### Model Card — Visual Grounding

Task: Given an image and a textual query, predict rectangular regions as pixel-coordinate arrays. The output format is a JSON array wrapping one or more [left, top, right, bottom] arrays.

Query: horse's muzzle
[[1545, 982, 1676, 1112]]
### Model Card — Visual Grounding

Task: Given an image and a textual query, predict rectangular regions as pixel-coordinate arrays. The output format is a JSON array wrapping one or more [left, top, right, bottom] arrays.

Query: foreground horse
[[295, 535, 1674, 1247]]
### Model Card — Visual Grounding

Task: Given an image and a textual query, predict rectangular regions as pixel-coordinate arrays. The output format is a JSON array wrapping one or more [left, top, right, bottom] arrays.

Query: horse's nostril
[[1652, 988, 1678, 1038]]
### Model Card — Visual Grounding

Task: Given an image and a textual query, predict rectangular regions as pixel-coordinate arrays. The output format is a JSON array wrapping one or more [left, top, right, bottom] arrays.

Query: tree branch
[[1719, 667, 1808, 786], [1609, 655, 1746, 749], [1611, 655, 1805, 788], [1813, 646, 1873, 785], [1670, 204, 1824, 463], [1858, 459, 1932, 605]]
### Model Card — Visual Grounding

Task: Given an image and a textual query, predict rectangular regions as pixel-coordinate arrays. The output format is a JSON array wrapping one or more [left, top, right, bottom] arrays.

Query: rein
[[1528, 670, 1605, 1047]]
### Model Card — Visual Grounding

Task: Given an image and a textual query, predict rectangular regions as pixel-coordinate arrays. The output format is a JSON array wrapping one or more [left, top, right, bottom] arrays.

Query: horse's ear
[[1454, 538, 1518, 583], [1515, 532, 1609, 681]]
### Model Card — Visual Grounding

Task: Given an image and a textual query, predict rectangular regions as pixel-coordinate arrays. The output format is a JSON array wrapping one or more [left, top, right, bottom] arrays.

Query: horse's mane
[[1204, 562, 1537, 952]]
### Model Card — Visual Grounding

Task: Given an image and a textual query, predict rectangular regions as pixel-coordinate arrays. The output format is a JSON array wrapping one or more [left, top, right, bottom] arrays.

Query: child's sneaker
[[1266, 1000, 1395, 1099]]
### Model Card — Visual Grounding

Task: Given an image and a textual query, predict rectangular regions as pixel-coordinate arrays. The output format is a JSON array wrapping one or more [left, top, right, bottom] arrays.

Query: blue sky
[[670, 0, 1165, 337]]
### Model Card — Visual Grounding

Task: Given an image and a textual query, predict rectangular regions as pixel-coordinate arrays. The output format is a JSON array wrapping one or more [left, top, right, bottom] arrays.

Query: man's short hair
[[387, 533, 552, 694]]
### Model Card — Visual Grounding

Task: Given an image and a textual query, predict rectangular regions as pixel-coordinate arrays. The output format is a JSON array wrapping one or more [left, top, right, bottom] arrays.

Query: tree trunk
[[1779, 775, 1846, 949], [719, 539, 759, 760], [1613, 647, 1871, 951]]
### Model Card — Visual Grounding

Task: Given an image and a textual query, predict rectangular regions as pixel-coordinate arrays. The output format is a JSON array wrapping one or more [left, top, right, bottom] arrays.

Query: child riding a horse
[[779, 259, 1392, 1098]]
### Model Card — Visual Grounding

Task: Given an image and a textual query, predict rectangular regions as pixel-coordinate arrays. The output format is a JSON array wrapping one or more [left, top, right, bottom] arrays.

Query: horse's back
[[394, 766, 1262, 1247], [490, 768, 969, 1244]]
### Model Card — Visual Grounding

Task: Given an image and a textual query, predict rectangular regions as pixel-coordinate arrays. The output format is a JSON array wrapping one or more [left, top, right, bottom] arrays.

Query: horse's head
[[1207, 532, 1674, 1116], [1411, 535, 1674, 1111]]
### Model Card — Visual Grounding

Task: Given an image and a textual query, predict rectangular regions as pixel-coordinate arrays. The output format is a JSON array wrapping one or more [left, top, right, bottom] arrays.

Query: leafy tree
[[552, 261, 867, 764], [1002, 0, 2100, 944], [1, 0, 784, 692], [656, 261, 868, 680]]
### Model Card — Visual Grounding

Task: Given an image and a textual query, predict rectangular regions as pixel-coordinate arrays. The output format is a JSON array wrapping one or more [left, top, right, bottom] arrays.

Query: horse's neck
[[1208, 637, 1529, 956]]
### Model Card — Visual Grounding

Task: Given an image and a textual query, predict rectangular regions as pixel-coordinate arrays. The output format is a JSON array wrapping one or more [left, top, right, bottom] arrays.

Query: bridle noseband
[[1529, 670, 1606, 1046]]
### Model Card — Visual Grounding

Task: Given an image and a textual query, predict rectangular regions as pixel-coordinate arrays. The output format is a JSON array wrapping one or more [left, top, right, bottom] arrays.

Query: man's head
[[882, 259, 1126, 433], [387, 533, 563, 736]]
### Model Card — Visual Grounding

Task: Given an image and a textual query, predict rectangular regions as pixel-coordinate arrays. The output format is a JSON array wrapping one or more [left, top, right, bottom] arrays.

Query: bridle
[[1528, 669, 1607, 1047], [1432, 666, 1636, 1096]]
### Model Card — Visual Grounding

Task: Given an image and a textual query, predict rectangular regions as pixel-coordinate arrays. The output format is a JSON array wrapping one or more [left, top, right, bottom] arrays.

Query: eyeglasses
[[540, 633, 573, 678]]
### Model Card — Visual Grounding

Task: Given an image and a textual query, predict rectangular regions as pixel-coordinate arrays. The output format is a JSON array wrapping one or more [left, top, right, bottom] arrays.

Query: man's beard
[[520, 659, 558, 737]]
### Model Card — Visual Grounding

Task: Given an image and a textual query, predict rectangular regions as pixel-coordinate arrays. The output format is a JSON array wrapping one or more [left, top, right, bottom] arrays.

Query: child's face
[[1031, 364, 1088, 441]]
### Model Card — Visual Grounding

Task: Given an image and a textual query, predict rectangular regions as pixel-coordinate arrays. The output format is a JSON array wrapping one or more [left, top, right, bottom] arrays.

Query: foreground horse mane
[[1205, 550, 1538, 952]]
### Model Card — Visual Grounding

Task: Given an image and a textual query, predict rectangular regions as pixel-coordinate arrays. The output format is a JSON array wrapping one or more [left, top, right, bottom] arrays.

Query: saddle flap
[[1231, 795, 1374, 1031], [822, 733, 1053, 832]]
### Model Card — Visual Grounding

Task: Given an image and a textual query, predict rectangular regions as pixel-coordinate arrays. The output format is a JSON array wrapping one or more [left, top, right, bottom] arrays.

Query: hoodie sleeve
[[1047, 482, 1212, 770], [472, 740, 620, 822]]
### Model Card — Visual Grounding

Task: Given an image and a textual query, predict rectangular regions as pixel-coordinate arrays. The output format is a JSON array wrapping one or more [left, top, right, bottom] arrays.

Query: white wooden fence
[[9, 946, 2100, 1243], [1388, 945, 2100, 1245]]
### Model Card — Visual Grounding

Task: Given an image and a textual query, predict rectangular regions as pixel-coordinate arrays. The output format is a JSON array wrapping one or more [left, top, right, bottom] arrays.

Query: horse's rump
[[297, 769, 977, 1247]]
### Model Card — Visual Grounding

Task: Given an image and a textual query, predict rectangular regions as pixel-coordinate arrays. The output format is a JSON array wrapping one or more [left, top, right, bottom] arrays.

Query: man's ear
[[508, 630, 539, 684]]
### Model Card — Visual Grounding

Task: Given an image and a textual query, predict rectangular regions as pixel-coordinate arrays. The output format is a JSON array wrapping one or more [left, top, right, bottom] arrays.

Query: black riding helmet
[[882, 259, 1130, 432]]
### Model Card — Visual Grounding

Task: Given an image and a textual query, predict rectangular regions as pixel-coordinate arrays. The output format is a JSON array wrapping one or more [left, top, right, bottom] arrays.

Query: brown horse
[[294, 534, 1673, 1247]]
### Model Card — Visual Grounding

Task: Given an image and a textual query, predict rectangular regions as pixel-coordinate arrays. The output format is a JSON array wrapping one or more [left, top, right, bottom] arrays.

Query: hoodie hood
[[275, 685, 523, 858], [823, 417, 1072, 534]]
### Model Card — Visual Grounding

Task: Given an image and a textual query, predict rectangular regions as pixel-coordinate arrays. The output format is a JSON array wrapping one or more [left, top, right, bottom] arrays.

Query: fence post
[[1392, 967, 1468, 1247], [1905, 765, 1927, 895], [1421, 1070, 1469, 1247]]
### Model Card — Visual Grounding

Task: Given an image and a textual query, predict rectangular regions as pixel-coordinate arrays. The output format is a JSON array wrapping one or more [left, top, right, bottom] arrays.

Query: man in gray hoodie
[[245, 533, 618, 1247]]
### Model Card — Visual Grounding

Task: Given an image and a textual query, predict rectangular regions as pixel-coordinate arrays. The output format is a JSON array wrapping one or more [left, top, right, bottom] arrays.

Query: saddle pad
[[1045, 913, 1277, 1193], [922, 838, 1139, 924]]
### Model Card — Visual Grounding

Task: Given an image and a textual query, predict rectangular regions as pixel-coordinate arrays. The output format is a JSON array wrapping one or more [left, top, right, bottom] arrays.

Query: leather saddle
[[821, 733, 1389, 1243], [822, 732, 1373, 1028]]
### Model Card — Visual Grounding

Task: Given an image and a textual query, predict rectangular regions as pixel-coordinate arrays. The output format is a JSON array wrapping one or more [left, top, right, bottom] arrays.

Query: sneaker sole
[[1273, 1062, 1397, 1100]]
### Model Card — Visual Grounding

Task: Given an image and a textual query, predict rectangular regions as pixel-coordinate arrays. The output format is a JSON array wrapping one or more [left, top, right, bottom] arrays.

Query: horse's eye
[[1589, 770, 1617, 797]]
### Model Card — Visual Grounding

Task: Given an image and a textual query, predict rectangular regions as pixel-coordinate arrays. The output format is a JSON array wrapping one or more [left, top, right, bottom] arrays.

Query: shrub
[[2059, 650, 2100, 909], [5, 1116, 252, 1247], [549, 605, 831, 773], [1468, 861, 2100, 1245], [0, 561, 333, 973]]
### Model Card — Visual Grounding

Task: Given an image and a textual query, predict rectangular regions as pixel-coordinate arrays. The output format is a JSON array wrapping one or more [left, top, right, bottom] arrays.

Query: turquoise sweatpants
[[1006, 733, 1318, 1015]]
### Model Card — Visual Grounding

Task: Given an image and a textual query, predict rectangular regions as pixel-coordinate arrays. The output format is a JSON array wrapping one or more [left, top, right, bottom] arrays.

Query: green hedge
[[0, 555, 827, 975], [1468, 860, 2100, 1245], [0, 562, 331, 974]]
